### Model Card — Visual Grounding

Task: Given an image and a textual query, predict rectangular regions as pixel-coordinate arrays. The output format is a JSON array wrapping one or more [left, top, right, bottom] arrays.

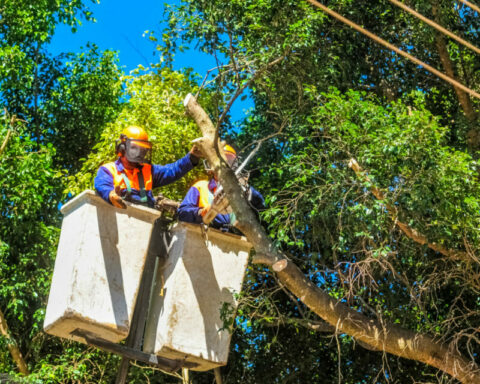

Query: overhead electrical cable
[[305, 0, 480, 100], [389, 0, 480, 55], [459, 0, 480, 14]]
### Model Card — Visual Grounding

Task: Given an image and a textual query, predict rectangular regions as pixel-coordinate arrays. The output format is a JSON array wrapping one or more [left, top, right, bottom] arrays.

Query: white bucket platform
[[44, 190, 161, 343], [144, 222, 251, 371]]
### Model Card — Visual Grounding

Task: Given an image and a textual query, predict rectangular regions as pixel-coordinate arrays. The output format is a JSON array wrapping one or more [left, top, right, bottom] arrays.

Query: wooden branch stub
[[272, 259, 288, 272]]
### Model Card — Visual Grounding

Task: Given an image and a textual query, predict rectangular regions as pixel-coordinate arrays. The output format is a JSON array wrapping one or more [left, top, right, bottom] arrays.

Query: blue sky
[[49, 0, 252, 120]]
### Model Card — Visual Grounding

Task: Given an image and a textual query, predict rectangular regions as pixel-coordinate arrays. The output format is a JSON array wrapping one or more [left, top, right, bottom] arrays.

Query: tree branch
[[184, 93, 278, 265], [185, 96, 480, 384], [348, 158, 474, 264], [0, 307, 29, 375], [0, 129, 11, 158], [215, 54, 287, 131]]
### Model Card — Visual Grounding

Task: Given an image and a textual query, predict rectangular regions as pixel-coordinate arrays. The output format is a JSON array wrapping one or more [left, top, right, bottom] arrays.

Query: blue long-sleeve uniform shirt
[[94, 154, 195, 207], [178, 178, 265, 229]]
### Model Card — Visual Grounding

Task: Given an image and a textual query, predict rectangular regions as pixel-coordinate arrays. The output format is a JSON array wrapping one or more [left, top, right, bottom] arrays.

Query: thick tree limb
[[348, 158, 473, 264], [184, 94, 480, 383], [0, 307, 29, 375], [272, 258, 479, 383], [184, 94, 278, 265]]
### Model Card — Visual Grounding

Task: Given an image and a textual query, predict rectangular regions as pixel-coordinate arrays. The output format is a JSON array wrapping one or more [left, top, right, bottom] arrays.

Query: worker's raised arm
[[151, 152, 198, 188]]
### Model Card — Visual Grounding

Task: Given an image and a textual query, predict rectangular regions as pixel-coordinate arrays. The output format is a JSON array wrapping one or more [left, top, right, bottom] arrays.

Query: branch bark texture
[[184, 94, 480, 383]]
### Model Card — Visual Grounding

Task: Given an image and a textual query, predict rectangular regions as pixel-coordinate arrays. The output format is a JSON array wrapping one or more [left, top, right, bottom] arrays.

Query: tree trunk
[[214, 367, 223, 384], [431, 2, 479, 150], [184, 94, 480, 384], [0, 307, 29, 375], [182, 368, 191, 384]]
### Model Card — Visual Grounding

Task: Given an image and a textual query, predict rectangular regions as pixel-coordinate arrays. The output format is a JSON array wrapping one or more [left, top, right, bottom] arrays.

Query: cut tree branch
[[348, 158, 474, 264], [184, 94, 480, 384]]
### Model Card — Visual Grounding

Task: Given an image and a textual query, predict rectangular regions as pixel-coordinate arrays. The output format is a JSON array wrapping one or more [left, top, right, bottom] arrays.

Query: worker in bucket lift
[[95, 126, 203, 209], [177, 144, 265, 232]]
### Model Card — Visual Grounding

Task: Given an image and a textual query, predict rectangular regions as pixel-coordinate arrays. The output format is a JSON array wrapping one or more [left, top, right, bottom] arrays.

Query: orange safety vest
[[192, 180, 215, 208], [192, 179, 236, 224], [103, 162, 153, 193]]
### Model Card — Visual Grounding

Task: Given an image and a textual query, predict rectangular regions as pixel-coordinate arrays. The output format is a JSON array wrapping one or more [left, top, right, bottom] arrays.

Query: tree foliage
[[2, 0, 480, 382], [158, 1, 480, 382], [0, 1, 126, 382]]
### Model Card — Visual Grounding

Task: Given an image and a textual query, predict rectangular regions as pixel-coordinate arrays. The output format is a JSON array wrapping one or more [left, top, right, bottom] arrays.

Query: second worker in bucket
[[177, 143, 264, 232]]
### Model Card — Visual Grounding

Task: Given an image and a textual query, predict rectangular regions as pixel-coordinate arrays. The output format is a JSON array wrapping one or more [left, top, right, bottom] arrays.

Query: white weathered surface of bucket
[[44, 190, 161, 343], [143, 222, 251, 371]]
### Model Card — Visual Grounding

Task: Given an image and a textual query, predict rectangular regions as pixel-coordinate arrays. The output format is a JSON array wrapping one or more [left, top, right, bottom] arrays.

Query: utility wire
[[389, 0, 480, 55], [305, 0, 480, 100], [459, 0, 480, 14]]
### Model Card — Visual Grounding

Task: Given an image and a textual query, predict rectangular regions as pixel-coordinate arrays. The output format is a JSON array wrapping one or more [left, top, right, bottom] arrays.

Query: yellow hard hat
[[223, 144, 236, 156], [223, 144, 237, 167], [116, 126, 152, 163], [121, 126, 150, 147]]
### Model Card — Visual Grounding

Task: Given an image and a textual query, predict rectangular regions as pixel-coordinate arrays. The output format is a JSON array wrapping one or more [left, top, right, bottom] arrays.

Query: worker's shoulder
[[99, 161, 117, 172], [192, 179, 209, 189]]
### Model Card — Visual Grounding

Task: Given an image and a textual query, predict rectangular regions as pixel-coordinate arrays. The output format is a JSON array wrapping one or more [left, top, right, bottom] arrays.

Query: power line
[[389, 0, 480, 55], [305, 0, 480, 100], [459, 0, 480, 14]]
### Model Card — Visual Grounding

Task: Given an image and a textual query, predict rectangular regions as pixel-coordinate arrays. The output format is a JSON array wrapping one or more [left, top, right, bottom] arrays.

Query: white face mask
[[225, 152, 237, 168]]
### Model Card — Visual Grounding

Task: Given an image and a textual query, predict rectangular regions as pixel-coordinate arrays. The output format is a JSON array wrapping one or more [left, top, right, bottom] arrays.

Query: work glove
[[109, 185, 127, 209], [198, 205, 210, 222], [189, 144, 205, 166]]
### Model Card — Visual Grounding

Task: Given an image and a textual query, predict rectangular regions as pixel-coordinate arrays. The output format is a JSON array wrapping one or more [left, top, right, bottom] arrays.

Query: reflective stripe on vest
[[103, 162, 153, 192], [193, 180, 214, 208]]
